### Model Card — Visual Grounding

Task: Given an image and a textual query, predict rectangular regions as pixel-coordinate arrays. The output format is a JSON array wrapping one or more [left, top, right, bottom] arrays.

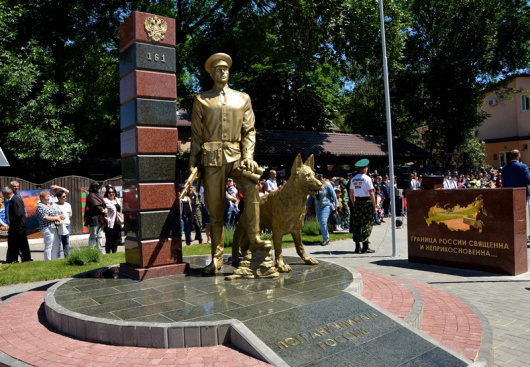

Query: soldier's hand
[[241, 158, 258, 173]]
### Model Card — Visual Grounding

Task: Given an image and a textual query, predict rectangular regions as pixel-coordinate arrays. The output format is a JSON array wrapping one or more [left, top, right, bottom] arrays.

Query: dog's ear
[[304, 154, 315, 171], [292, 154, 303, 173]]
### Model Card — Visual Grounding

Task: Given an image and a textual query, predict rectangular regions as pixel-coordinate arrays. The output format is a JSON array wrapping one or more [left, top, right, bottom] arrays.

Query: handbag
[[116, 211, 124, 225], [58, 223, 69, 236]]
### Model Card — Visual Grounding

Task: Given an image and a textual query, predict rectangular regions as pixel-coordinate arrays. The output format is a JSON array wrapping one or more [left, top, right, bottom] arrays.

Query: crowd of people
[[2, 181, 124, 263], [5, 149, 529, 262]]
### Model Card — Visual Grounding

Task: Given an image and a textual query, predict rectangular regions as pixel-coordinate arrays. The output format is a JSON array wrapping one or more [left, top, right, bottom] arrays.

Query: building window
[[522, 95, 530, 111]]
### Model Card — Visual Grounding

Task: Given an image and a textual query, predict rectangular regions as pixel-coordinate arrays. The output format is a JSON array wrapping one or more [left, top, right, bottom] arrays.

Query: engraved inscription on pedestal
[[120, 43, 176, 77], [408, 188, 528, 275]]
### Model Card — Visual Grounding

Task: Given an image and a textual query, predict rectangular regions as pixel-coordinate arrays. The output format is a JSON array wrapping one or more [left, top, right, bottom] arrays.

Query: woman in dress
[[103, 185, 122, 254], [36, 190, 65, 260], [85, 182, 107, 253]]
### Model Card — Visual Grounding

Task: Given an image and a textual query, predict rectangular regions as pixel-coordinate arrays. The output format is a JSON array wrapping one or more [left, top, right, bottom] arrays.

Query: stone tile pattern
[[0, 288, 271, 367], [358, 267, 482, 362], [119, 11, 182, 275]]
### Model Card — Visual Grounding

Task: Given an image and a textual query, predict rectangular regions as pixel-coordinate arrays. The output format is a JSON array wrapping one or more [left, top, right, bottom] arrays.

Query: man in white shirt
[[349, 159, 376, 254], [264, 170, 278, 193]]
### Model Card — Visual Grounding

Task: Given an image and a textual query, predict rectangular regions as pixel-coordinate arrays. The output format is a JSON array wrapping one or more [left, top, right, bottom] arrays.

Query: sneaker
[[321, 240, 330, 246]]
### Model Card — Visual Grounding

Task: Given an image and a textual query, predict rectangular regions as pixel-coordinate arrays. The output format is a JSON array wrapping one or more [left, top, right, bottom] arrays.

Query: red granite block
[[121, 127, 178, 156], [120, 262, 189, 281], [119, 11, 176, 52], [124, 237, 183, 268], [120, 70, 176, 104], [123, 183, 179, 211]]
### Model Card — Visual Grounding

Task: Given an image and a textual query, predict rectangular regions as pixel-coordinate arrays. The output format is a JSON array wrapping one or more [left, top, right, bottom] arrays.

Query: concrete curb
[[398, 277, 425, 329]]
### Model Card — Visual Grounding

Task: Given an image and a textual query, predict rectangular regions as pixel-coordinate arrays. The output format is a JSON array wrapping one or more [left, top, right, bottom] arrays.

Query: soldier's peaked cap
[[205, 53, 232, 73], [354, 159, 369, 168]]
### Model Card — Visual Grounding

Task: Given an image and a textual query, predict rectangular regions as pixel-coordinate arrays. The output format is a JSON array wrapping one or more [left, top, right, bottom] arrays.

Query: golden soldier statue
[[190, 53, 277, 278]]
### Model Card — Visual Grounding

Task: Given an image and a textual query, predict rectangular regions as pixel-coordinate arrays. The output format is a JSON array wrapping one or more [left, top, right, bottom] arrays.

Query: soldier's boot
[[354, 242, 362, 254], [361, 242, 375, 254], [204, 226, 225, 274]]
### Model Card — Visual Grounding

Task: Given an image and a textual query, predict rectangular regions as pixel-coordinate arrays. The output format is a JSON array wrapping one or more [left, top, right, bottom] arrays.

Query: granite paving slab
[[44, 255, 472, 366]]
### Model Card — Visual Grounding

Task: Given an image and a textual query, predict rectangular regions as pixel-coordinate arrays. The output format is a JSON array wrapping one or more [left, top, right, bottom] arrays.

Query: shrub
[[67, 246, 102, 265], [302, 218, 321, 236]]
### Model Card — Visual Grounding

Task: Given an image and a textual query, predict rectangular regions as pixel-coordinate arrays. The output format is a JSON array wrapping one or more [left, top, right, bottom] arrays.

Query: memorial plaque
[[407, 188, 528, 275], [120, 98, 177, 130], [243, 293, 468, 367], [120, 43, 176, 77]]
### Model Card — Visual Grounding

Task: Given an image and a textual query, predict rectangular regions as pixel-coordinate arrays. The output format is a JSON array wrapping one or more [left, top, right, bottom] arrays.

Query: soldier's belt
[[201, 141, 241, 167]]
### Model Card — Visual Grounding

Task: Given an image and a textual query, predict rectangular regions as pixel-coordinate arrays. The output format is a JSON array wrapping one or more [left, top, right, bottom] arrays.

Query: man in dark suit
[[502, 149, 530, 238], [2, 187, 32, 263]]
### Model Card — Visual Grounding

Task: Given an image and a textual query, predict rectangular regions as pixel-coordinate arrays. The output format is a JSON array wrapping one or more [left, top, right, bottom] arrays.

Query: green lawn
[[0, 232, 352, 286]]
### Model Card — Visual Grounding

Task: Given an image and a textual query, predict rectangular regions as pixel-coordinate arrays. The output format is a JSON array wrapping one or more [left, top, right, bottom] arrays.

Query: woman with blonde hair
[[36, 190, 64, 260]]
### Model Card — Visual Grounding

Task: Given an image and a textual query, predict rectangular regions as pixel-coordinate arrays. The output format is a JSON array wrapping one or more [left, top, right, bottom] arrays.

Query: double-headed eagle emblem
[[144, 15, 167, 42]]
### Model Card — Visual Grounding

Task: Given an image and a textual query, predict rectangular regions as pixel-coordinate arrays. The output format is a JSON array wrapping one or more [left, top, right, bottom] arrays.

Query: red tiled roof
[[255, 130, 430, 159]]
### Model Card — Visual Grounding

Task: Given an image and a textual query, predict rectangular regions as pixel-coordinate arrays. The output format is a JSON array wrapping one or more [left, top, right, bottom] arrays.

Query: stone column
[[119, 11, 188, 280]]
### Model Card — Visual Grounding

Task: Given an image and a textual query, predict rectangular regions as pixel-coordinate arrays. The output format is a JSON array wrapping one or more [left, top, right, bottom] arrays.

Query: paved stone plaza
[[0, 218, 529, 366]]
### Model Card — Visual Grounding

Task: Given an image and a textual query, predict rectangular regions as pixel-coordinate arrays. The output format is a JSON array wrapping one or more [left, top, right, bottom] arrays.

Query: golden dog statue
[[232, 154, 322, 273]]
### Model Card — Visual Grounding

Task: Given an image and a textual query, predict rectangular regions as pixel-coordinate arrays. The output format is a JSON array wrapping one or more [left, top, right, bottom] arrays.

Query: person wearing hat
[[189, 53, 271, 274], [349, 159, 376, 254]]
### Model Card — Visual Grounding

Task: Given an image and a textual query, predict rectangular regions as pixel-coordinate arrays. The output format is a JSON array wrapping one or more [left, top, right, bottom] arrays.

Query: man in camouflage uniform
[[349, 159, 376, 254], [340, 180, 350, 229]]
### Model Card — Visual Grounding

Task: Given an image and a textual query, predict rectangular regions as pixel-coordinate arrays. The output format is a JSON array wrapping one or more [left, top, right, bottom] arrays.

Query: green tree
[[0, 0, 143, 180], [341, 0, 530, 167]]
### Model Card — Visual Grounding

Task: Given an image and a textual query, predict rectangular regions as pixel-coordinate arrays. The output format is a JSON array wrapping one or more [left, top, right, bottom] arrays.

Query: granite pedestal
[[44, 257, 471, 366]]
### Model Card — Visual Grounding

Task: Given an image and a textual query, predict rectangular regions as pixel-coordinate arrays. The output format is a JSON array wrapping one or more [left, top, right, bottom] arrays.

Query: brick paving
[[404, 279, 482, 361], [356, 268, 482, 361], [356, 267, 414, 320], [0, 287, 272, 367]]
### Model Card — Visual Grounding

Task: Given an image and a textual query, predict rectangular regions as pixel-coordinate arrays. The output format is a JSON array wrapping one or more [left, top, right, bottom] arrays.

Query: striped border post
[[118, 12, 188, 280]]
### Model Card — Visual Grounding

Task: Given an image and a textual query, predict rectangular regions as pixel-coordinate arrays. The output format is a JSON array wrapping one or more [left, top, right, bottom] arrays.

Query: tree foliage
[[1, 0, 529, 180], [341, 0, 530, 163], [0, 0, 144, 180]]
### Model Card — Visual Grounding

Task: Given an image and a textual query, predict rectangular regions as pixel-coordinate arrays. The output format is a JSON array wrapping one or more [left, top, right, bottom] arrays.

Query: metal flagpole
[[378, 0, 398, 257]]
